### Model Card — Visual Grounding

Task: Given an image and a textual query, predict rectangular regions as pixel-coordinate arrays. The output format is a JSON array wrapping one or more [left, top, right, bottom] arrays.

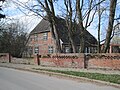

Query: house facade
[[27, 31, 55, 56], [101, 44, 120, 53], [26, 18, 97, 57], [109, 44, 120, 53], [105, 23, 120, 53]]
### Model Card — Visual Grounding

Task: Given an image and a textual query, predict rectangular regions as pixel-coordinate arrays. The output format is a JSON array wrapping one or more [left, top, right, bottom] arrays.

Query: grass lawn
[[33, 68, 120, 84]]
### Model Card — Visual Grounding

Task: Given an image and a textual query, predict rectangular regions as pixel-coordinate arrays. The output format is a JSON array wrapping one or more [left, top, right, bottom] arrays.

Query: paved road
[[0, 67, 119, 90]]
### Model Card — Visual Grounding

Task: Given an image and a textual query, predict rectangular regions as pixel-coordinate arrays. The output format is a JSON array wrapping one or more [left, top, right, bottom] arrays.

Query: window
[[48, 46, 53, 54], [65, 47, 70, 53], [76, 46, 80, 53], [88, 47, 91, 53], [93, 47, 97, 53], [34, 46, 39, 54], [43, 33, 48, 40], [34, 34, 38, 41], [85, 47, 97, 53], [85, 47, 88, 53]]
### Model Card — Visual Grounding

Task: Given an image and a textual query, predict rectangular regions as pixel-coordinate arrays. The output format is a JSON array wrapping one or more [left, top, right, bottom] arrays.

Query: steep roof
[[30, 18, 70, 43], [30, 19, 50, 34], [30, 17, 97, 46]]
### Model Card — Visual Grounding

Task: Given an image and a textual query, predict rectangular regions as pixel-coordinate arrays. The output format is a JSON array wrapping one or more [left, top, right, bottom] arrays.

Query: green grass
[[33, 68, 120, 84]]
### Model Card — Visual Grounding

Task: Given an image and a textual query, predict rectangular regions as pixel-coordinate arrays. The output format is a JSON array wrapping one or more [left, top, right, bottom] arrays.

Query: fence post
[[84, 54, 89, 69], [8, 53, 11, 63], [34, 54, 40, 65], [37, 54, 40, 65]]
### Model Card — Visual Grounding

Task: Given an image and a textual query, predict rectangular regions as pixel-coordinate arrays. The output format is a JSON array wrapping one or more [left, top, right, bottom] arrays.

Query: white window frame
[[65, 47, 70, 53], [34, 34, 38, 41], [34, 46, 39, 54], [43, 32, 48, 40], [48, 46, 54, 54]]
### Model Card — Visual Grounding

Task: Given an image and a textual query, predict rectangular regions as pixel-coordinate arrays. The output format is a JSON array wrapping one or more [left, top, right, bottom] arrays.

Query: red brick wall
[[87, 53, 120, 70], [34, 54, 85, 68], [34, 53, 120, 70]]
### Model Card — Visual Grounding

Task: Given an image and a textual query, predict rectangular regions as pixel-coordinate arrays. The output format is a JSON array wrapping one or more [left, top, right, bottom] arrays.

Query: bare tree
[[43, 0, 62, 53], [13, 0, 99, 53], [97, 0, 101, 53], [102, 0, 117, 53], [64, 0, 77, 53], [12, 0, 118, 54], [0, 20, 28, 57], [97, 0, 103, 53], [97, 0, 107, 53], [0, 0, 5, 18], [59, 0, 105, 53], [12, 0, 62, 53], [76, 0, 99, 53], [76, 0, 85, 53]]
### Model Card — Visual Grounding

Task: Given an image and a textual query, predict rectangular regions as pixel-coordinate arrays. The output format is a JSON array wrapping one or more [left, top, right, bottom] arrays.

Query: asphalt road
[[0, 67, 119, 90]]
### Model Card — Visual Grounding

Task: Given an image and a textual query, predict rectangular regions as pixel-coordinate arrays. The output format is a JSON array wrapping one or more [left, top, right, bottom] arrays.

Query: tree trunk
[[68, 22, 76, 53], [45, 0, 61, 53], [76, 0, 85, 53], [52, 21, 62, 53], [102, 0, 117, 53], [64, 0, 77, 53], [97, 0, 101, 53]]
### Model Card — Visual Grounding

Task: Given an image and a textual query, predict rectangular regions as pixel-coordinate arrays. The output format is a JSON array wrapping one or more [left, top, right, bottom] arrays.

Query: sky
[[2, 0, 41, 33], [2, 0, 120, 39]]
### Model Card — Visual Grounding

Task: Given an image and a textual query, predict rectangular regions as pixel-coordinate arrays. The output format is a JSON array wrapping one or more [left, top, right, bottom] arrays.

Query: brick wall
[[34, 53, 120, 70], [11, 58, 34, 65], [0, 53, 11, 63], [34, 54, 85, 68], [86, 53, 120, 70], [0, 53, 34, 65]]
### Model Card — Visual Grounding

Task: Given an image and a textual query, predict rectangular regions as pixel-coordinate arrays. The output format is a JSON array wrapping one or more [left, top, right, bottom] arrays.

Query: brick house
[[26, 18, 97, 56], [109, 44, 120, 53], [100, 23, 120, 53], [101, 44, 120, 53]]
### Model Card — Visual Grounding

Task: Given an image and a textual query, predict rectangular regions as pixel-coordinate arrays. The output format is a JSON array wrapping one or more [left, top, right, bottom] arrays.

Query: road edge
[[0, 64, 120, 89]]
